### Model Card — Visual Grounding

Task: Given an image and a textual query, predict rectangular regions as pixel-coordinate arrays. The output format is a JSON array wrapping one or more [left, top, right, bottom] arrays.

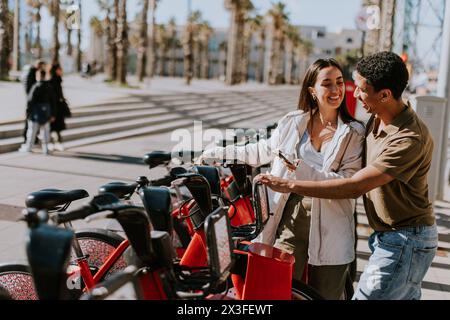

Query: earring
[[312, 95, 317, 101]]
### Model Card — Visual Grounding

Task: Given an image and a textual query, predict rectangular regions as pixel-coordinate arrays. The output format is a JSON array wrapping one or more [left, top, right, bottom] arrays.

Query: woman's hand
[[254, 174, 294, 193]]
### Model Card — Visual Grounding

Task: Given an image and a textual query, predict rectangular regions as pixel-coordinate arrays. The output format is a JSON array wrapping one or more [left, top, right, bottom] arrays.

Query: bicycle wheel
[[0, 264, 37, 300], [291, 279, 325, 300], [72, 229, 128, 280]]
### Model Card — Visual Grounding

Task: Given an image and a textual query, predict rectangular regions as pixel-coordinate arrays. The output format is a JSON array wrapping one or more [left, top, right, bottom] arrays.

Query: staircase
[[0, 89, 298, 154]]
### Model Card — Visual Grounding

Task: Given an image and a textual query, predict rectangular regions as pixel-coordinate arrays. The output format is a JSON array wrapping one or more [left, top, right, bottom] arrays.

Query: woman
[[20, 67, 56, 155], [200, 59, 364, 299], [49, 63, 71, 151]]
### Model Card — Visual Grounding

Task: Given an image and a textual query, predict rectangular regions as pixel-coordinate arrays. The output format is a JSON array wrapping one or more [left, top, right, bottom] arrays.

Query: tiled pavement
[[0, 80, 449, 300]]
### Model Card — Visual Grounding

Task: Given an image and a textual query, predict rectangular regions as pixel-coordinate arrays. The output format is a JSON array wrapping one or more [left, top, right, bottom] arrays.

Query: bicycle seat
[[143, 151, 172, 168], [26, 189, 89, 210], [98, 182, 138, 199]]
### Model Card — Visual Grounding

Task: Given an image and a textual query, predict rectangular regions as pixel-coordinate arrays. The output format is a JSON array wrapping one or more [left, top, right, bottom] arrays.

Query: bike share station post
[[410, 96, 447, 202]]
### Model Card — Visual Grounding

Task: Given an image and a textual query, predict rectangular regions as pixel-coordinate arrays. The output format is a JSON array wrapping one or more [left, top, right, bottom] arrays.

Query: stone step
[[0, 105, 166, 139], [63, 105, 288, 149], [0, 99, 288, 153]]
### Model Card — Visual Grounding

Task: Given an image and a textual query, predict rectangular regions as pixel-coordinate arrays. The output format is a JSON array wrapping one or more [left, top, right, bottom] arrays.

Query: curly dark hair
[[356, 51, 409, 100]]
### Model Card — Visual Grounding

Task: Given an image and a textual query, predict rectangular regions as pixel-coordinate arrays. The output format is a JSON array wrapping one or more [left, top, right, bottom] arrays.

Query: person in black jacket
[[22, 60, 46, 143], [49, 63, 71, 151], [19, 67, 56, 155]]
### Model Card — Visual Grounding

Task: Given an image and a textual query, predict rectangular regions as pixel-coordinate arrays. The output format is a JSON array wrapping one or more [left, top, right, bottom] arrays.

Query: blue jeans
[[353, 224, 438, 300]]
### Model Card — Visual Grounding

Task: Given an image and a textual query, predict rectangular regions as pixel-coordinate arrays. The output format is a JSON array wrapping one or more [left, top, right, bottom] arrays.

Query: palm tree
[[136, 0, 149, 82], [147, 0, 159, 78], [224, 0, 254, 85], [379, 0, 395, 52], [284, 24, 300, 84], [97, 0, 115, 80], [89, 16, 104, 70], [247, 14, 265, 83], [155, 24, 169, 76], [218, 40, 227, 80], [362, 0, 381, 56], [12, 0, 20, 71], [26, 0, 43, 59], [0, 0, 10, 79], [166, 17, 178, 77], [296, 38, 313, 82], [115, 0, 128, 84], [43, 0, 60, 64], [75, 0, 82, 71], [182, 10, 200, 85], [24, 6, 32, 54], [65, 19, 73, 56], [198, 21, 213, 79], [110, 0, 119, 80], [241, 14, 264, 83], [239, 16, 252, 83], [267, 1, 289, 85], [60, 0, 74, 57]]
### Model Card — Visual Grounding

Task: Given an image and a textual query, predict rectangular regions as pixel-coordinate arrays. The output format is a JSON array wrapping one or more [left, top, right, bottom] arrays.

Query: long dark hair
[[298, 58, 356, 124], [50, 63, 62, 80]]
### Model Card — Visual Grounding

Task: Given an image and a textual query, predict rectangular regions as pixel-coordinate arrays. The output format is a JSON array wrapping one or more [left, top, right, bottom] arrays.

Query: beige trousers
[[274, 193, 349, 300]]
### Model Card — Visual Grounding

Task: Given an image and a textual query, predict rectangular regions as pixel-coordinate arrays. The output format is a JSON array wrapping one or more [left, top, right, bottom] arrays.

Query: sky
[[37, 0, 363, 50]]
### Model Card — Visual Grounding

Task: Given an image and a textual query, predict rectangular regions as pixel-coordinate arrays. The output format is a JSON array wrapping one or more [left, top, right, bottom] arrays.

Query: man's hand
[[254, 174, 293, 193]]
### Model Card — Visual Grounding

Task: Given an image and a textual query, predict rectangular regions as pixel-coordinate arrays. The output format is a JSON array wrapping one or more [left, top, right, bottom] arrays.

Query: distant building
[[87, 22, 363, 81]]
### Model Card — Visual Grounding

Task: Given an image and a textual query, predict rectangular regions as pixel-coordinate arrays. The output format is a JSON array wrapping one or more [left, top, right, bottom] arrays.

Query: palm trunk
[[76, 0, 82, 72], [167, 22, 177, 77], [200, 40, 210, 79], [66, 27, 73, 56], [25, 8, 32, 53], [167, 46, 176, 77], [219, 42, 226, 79], [226, 6, 245, 85], [35, 6, 42, 59], [147, 0, 157, 78], [12, 0, 20, 71], [294, 47, 302, 84], [104, 8, 114, 80], [167, 43, 176, 77], [183, 25, 194, 85], [379, 0, 396, 52], [363, 0, 381, 56], [136, 0, 149, 82], [269, 29, 284, 85], [193, 40, 201, 78], [116, 0, 128, 84], [256, 31, 265, 83], [51, 0, 60, 64], [110, 0, 119, 80], [0, 0, 10, 79], [284, 40, 293, 84]]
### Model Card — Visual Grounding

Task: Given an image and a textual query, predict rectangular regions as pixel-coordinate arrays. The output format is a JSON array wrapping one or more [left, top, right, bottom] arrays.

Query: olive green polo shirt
[[363, 104, 435, 232]]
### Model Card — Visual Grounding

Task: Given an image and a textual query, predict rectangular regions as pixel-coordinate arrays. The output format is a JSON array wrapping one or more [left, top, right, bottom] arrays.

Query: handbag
[[61, 100, 72, 118]]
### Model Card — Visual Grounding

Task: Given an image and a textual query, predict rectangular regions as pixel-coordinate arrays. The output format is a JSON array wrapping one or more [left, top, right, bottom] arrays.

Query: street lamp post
[[436, 1, 450, 200]]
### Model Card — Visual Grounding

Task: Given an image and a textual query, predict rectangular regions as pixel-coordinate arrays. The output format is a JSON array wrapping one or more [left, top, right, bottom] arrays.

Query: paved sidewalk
[[0, 74, 299, 123], [0, 128, 449, 299], [0, 78, 449, 300]]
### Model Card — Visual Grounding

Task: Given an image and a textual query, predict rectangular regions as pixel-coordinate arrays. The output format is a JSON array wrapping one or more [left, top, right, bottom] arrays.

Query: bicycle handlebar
[[52, 204, 95, 225]]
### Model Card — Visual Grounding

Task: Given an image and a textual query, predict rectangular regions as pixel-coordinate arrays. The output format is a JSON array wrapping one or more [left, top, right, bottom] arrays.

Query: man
[[257, 51, 437, 300], [21, 60, 46, 144]]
